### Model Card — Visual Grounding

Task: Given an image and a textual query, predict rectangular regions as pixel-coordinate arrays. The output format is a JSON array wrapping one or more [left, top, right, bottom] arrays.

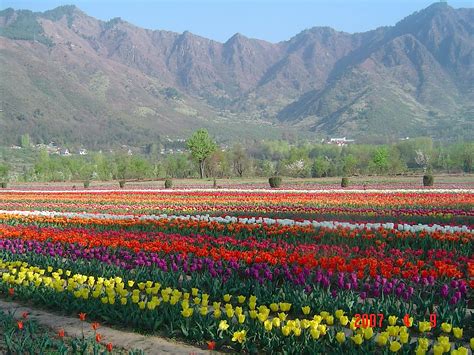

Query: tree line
[[0, 131, 472, 183]]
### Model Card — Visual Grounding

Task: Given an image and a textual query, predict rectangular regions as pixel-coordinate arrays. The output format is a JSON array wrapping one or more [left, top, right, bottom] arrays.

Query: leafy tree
[[371, 147, 390, 174], [342, 154, 358, 176], [0, 163, 9, 182], [186, 129, 217, 178], [231, 144, 251, 177], [20, 134, 31, 148], [311, 157, 330, 178]]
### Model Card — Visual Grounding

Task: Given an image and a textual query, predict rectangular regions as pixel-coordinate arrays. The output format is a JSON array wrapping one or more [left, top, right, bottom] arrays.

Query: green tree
[[371, 147, 390, 174], [342, 154, 358, 176], [231, 144, 251, 177], [186, 129, 217, 178], [0, 163, 9, 182], [20, 134, 31, 148], [311, 157, 330, 178]]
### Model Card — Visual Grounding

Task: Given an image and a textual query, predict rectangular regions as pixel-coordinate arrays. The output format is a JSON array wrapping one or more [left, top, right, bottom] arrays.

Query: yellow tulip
[[238, 314, 245, 324], [249, 310, 257, 319], [340, 315, 349, 326], [270, 303, 279, 312], [335, 309, 344, 319], [257, 312, 268, 323], [281, 326, 291, 336], [351, 334, 363, 345], [399, 332, 409, 344], [310, 327, 320, 339], [470, 338, 474, 350], [415, 346, 427, 355], [433, 344, 445, 355], [377, 334, 388, 347], [390, 341, 402, 352], [363, 327, 374, 340], [181, 308, 193, 318], [238, 295, 246, 304], [336, 331, 346, 343], [418, 337, 429, 350], [441, 322, 452, 333], [264, 320, 273, 331], [302, 306, 311, 315], [225, 308, 234, 318], [389, 315, 398, 326], [231, 330, 246, 344], [218, 320, 229, 331], [419, 321, 431, 333], [272, 317, 281, 328], [451, 347, 468, 355], [223, 294, 232, 302], [317, 324, 327, 335], [453, 327, 463, 339]]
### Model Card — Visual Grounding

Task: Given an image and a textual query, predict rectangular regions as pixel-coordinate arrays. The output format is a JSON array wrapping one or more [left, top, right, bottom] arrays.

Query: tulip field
[[0, 188, 473, 354]]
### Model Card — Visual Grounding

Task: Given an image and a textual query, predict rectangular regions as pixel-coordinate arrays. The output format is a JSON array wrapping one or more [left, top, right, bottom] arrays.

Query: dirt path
[[0, 299, 210, 355]]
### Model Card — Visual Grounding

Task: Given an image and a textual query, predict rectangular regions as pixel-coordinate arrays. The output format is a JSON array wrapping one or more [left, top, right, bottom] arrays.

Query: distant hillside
[[0, 3, 472, 147]]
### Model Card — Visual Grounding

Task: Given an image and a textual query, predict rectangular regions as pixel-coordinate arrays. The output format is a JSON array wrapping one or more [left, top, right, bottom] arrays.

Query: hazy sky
[[2, 0, 472, 42]]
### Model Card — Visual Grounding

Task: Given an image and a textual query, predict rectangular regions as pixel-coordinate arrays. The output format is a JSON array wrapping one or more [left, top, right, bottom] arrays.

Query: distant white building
[[60, 149, 71, 156], [328, 137, 355, 146], [79, 149, 88, 155]]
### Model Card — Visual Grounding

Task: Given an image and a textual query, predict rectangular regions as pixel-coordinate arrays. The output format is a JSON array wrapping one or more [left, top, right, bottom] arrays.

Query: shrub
[[268, 176, 282, 188], [423, 174, 434, 187], [164, 179, 173, 189], [341, 177, 349, 188], [0, 182, 7, 188], [213, 178, 217, 188], [119, 180, 125, 188], [83, 180, 90, 189]]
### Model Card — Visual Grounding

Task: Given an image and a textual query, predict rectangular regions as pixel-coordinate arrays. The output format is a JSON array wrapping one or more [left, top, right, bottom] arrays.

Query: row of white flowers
[[2, 188, 473, 194], [1, 209, 471, 235]]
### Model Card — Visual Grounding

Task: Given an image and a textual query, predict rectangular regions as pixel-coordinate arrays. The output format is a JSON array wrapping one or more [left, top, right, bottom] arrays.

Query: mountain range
[[0, 3, 472, 147]]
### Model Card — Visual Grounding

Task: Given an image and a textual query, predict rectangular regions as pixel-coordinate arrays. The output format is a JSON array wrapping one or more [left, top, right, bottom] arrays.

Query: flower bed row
[[1, 258, 473, 354]]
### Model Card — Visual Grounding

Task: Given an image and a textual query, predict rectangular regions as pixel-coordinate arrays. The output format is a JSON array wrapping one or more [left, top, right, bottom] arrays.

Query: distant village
[[9, 136, 367, 156]]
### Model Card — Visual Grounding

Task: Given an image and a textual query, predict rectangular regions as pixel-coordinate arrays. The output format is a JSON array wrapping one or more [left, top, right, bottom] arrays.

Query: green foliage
[[187, 129, 217, 178], [83, 180, 90, 188], [311, 157, 330, 178], [423, 174, 434, 187], [119, 180, 126, 188], [164, 179, 173, 189], [371, 147, 390, 174], [20, 134, 31, 148], [0, 163, 9, 182], [0, 10, 53, 46], [268, 176, 282, 188], [341, 177, 349, 187], [0, 182, 7, 188], [161, 87, 181, 100]]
